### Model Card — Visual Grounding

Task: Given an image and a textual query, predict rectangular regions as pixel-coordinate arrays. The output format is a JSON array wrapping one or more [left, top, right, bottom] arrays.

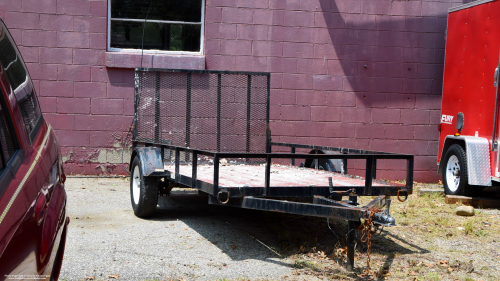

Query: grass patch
[[293, 260, 323, 271], [463, 219, 474, 235], [417, 271, 441, 281]]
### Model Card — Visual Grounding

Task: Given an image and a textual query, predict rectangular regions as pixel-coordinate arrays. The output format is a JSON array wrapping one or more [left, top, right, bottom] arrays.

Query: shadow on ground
[[147, 192, 430, 272]]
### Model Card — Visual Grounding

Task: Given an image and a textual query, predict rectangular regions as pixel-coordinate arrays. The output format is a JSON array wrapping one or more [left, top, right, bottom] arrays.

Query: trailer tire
[[130, 156, 159, 218], [305, 151, 335, 172], [442, 144, 471, 196], [309, 159, 334, 171]]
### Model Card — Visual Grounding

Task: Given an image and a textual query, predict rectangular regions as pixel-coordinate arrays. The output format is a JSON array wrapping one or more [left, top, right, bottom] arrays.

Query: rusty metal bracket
[[328, 177, 357, 197], [397, 188, 408, 202], [217, 189, 230, 204]]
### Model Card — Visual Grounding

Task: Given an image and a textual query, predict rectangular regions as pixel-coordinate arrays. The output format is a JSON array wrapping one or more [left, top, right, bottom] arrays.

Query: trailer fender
[[438, 136, 492, 186], [130, 147, 166, 177]]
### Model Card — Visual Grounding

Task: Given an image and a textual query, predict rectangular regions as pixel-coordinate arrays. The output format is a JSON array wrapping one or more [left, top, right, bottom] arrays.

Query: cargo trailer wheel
[[443, 144, 471, 196], [130, 156, 159, 218]]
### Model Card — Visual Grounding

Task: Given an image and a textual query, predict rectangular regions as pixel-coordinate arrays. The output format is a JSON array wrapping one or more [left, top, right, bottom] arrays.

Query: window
[[0, 101, 14, 172], [0, 89, 16, 174], [0, 86, 23, 196], [0, 22, 42, 143], [108, 0, 205, 54]]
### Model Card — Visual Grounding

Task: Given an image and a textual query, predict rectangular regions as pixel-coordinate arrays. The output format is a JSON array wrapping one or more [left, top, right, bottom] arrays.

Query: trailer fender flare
[[130, 147, 165, 177], [438, 136, 492, 186]]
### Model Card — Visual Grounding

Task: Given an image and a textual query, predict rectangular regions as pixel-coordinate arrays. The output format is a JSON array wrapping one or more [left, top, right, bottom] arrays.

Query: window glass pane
[[111, 21, 201, 52], [111, 0, 202, 22], [0, 24, 42, 142], [0, 94, 15, 170], [17, 88, 40, 135], [0, 28, 27, 91]]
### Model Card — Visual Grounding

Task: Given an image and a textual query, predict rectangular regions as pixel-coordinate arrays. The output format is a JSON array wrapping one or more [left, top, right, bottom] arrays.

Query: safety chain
[[359, 207, 383, 273]]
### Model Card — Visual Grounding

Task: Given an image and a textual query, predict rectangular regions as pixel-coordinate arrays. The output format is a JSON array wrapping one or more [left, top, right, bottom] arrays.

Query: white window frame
[[107, 0, 205, 55]]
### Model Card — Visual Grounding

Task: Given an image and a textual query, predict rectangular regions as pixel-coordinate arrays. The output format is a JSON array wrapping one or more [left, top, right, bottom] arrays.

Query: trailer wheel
[[443, 144, 471, 196], [305, 150, 335, 171], [130, 156, 159, 218], [309, 159, 334, 171]]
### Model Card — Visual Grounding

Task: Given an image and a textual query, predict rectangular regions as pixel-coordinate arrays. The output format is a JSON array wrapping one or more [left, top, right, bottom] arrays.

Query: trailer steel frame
[[131, 68, 414, 271]]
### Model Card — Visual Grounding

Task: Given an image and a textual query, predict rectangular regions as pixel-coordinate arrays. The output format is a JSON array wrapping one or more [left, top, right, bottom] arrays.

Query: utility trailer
[[129, 68, 414, 270], [439, 0, 500, 195]]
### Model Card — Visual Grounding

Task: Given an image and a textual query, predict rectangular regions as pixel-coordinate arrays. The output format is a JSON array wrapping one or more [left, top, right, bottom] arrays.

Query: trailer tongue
[[129, 68, 414, 271]]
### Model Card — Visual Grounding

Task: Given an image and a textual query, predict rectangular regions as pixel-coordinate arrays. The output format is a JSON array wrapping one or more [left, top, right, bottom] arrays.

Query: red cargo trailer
[[439, 0, 500, 195]]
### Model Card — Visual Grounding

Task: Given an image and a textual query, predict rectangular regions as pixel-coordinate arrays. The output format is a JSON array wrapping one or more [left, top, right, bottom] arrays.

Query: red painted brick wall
[[205, 0, 467, 183], [0, 0, 468, 182], [0, 0, 134, 175]]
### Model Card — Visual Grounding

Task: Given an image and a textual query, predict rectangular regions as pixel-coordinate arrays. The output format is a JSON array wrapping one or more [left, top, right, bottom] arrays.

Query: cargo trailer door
[[494, 50, 500, 178]]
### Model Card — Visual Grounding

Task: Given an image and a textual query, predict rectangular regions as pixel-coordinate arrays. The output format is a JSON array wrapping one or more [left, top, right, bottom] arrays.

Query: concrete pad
[[418, 188, 444, 196]]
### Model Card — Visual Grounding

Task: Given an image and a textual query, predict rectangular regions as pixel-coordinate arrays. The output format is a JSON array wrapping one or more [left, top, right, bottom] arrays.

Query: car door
[[0, 19, 66, 279]]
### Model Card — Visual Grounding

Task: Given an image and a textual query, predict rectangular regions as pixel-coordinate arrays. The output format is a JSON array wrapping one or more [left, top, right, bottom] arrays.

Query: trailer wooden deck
[[164, 163, 396, 188]]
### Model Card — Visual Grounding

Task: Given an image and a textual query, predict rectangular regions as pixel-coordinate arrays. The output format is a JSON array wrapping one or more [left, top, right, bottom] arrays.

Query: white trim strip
[[107, 47, 203, 56], [111, 18, 202, 25], [107, 0, 111, 52]]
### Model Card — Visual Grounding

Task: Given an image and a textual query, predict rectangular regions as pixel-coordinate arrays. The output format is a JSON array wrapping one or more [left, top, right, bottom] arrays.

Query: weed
[[418, 271, 440, 281], [475, 229, 487, 236], [407, 259, 418, 266], [293, 260, 323, 271], [463, 219, 474, 235]]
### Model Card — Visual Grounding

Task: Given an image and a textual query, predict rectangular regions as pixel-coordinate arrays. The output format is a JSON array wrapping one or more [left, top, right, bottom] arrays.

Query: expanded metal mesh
[[134, 69, 269, 153]]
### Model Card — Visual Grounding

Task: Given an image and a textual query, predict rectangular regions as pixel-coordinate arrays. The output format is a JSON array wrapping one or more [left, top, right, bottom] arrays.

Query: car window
[[0, 22, 42, 143], [0, 90, 15, 173]]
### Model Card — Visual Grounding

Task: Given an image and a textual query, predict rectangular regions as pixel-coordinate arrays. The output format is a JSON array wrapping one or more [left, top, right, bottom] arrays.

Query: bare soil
[[272, 183, 500, 281]]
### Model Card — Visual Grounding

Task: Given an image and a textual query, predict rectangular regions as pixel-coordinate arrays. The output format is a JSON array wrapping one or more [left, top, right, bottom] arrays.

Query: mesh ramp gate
[[134, 68, 270, 153]]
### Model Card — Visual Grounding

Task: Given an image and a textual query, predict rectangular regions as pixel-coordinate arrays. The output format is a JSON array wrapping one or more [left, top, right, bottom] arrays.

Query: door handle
[[494, 67, 499, 87], [493, 66, 500, 150]]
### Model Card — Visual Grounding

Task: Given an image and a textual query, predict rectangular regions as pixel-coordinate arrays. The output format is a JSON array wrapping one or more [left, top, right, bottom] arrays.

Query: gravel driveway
[[59, 177, 500, 281], [60, 177, 294, 281]]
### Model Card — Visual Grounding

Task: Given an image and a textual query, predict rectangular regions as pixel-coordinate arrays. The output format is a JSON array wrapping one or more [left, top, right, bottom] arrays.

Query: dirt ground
[[61, 178, 500, 281], [278, 183, 500, 281]]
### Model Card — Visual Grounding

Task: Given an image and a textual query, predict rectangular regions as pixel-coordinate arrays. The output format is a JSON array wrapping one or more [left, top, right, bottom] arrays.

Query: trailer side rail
[[134, 141, 414, 198]]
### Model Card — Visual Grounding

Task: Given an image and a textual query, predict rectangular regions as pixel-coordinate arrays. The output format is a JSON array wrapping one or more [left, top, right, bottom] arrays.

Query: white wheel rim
[[446, 155, 460, 192], [132, 166, 141, 204]]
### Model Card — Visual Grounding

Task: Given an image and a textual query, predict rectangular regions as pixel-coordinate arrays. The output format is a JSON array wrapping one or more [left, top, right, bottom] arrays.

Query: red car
[[0, 19, 69, 280]]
